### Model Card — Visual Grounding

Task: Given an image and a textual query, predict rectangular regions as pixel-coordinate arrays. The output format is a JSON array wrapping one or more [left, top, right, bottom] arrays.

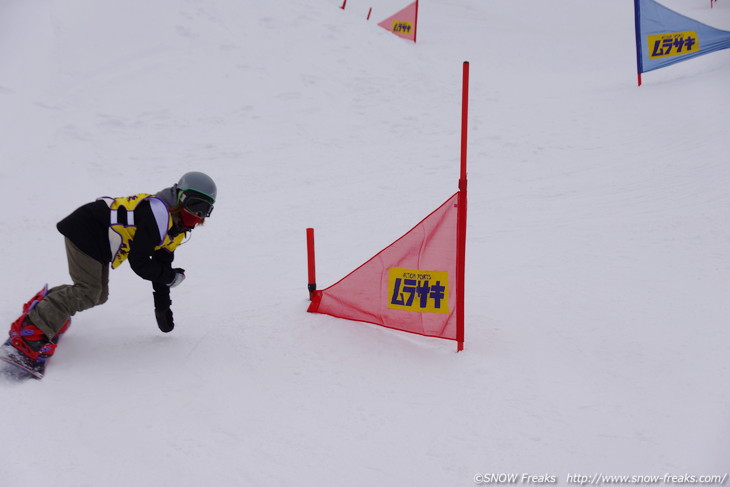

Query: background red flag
[[308, 192, 459, 341], [377, 1, 418, 42]]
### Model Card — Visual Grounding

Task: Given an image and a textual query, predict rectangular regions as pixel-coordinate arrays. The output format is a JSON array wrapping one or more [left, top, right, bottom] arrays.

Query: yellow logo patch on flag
[[391, 21, 413, 34], [387, 267, 449, 314], [648, 31, 699, 58]]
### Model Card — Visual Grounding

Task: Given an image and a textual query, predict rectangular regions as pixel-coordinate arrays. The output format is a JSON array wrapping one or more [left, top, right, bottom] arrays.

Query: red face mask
[[180, 209, 204, 230]]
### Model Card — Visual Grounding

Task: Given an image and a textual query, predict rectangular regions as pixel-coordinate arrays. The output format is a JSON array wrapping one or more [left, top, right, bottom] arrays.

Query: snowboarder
[[3, 171, 217, 375]]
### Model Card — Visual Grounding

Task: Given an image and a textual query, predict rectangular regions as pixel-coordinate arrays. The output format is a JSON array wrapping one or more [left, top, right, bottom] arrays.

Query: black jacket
[[56, 197, 184, 285]]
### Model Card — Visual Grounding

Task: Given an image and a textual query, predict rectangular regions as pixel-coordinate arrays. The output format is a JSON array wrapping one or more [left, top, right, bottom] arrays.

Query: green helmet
[[178, 171, 217, 202], [177, 171, 217, 219]]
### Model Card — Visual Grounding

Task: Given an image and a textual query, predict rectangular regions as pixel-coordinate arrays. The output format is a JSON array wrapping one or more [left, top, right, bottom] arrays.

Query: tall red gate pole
[[456, 61, 469, 352]]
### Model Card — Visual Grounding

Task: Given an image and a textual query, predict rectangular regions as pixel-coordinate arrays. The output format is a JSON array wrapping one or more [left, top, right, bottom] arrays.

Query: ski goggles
[[179, 191, 214, 218]]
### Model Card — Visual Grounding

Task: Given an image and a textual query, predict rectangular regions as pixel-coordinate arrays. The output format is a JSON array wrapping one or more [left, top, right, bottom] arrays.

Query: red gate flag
[[306, 62, 470, 351], [308, 191, 461, 342], [378, 0, 419, 42]]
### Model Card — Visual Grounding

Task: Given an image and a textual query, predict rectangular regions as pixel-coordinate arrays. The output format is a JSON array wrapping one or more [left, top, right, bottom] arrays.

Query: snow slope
[[1, 0, 728, 485]]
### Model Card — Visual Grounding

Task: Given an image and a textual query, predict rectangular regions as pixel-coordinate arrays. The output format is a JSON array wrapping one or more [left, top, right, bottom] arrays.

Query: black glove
[[155, 307, 175, 333], [153, 285, 174, 333]]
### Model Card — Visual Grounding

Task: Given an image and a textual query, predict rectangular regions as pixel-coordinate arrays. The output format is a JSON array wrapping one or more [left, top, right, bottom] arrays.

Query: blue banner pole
[[634, 0, 643, 86]]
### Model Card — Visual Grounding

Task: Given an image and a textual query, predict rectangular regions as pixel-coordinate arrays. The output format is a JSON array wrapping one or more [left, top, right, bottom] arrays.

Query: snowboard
[[0, 340, 46, 380]]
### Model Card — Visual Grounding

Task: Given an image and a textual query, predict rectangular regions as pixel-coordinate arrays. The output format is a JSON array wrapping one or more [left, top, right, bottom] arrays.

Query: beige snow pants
[[28, 238, 109, 339]]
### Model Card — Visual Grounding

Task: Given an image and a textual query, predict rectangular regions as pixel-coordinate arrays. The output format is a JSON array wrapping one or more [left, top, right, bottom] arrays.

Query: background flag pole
[[456, 61, 469, 352], [633, 0, 643, 86], [414, 0, 420, 43]]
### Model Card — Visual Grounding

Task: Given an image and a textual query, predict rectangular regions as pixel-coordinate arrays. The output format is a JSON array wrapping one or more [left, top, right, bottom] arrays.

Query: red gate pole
[[306, 228, 317, 300], [456, 61, 469, 352]]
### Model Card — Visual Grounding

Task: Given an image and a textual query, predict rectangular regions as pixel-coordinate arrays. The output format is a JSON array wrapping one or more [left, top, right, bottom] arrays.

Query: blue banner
[[635, 0, 730, 73]]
